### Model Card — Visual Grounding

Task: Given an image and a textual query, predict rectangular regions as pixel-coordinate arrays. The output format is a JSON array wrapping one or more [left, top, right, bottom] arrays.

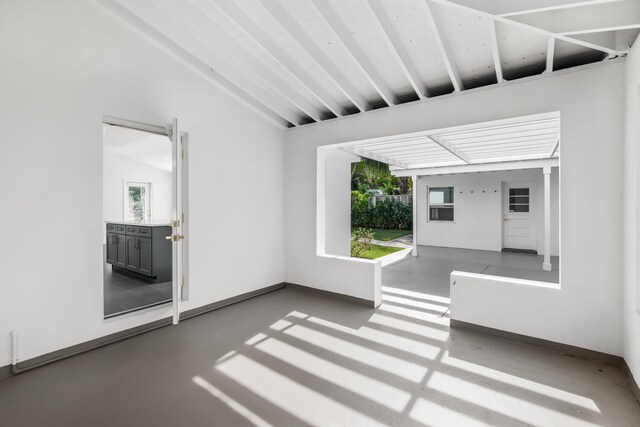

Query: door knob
[[165, 235, 185, 241]]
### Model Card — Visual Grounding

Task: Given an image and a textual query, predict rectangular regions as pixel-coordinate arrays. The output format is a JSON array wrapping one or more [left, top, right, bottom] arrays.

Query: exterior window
[[125, 182, 150, 224], [429, 186, 454, 221], [509, 188, 530, 213]]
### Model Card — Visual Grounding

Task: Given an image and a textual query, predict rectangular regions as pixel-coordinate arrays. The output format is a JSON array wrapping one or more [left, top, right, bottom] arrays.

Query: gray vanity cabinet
[[126, 235, 152, 275], [106, 223, 172, 282], [106, 233, 126, 268]]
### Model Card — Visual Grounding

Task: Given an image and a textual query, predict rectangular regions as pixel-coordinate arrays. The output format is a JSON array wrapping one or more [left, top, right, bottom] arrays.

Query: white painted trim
[[96, 0, 289, 128], [103, 115, 168, 136], [424, 0, 465, 92], [412, 175, 418, 256], [489, 20, 503, 83], [393, 158, 559, 177], [367, 0, 427, 99], [310, 0, 398, 106], [264, 0, 369, 112], [546, 37, 556, 73], [207, 0, 344, 119], [543, 166, 552, 271], [451, 270, 560, 289], [285, 59, 623, 133], [496, 0, 624, 18], [429, 0, 626, 56]]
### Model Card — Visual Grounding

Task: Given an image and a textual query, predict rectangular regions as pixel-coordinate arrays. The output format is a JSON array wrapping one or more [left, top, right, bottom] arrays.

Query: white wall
[[285, 61, 624, 355], [323, 149, 358, 257], [416, 168, 559, 256], [623, 39, 640, 382], [0, 0, 285, 366], [103, 151, 172, 224]]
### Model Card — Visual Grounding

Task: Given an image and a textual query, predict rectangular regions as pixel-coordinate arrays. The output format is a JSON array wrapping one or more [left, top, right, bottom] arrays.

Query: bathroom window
[[124, 182, 150, 224], [428, 186, 454, 221]]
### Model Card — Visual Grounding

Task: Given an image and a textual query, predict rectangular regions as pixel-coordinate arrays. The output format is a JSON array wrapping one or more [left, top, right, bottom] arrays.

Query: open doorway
[[102, 122, 173, 318], [326, 112, 561, 301]]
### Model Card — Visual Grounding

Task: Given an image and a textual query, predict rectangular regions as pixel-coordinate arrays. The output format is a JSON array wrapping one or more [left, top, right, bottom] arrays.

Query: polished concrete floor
[[385, 246, 560, 298], [1, 276, 638, 426], [103, 261, 172, 318]]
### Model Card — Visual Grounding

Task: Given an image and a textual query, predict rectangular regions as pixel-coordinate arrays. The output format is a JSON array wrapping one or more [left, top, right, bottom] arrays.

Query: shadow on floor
[[1, 280, 638, 426]]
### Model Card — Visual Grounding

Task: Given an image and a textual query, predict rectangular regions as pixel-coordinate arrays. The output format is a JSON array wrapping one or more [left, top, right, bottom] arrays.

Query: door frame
[[501, 180, 537, 252], [102, 115, 188, 323]]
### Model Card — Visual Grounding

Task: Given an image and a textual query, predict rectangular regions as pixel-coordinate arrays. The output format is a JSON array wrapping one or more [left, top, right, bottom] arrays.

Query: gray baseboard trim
[[621, 359, 640, 403], [180, 283, 285, 321], [0, 283, 285, 381], [285, 282, 375, 307], [450, 319, 623, 367]]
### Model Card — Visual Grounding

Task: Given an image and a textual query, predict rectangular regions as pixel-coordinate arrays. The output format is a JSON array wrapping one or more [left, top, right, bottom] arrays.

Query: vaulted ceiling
[[109, 0, 640, 128]]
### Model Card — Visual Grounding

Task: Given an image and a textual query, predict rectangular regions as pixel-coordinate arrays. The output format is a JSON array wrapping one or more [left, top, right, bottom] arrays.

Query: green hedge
[[351, 192, 412, 230]]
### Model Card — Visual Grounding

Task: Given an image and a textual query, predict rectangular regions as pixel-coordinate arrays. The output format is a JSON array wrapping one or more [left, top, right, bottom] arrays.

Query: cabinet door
[[106, 233, 117, 265], [126, 236, 139, 272], [138, 237, 152, 276], [116, 235, 126, 268]]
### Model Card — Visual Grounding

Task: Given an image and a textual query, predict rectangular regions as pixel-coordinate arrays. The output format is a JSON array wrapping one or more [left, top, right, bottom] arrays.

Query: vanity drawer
[[106, 223, 127, 234], [136, 227, 151, 237], [126, 225, 151, 237]]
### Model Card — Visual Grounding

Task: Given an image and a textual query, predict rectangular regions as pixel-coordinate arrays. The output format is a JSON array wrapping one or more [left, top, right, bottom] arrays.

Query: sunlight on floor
[[192, 286, 613, 427]]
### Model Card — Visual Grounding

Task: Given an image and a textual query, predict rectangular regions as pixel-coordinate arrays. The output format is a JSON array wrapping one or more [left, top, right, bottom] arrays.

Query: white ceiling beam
[[427, 135, 471, 164], [429, 0, 627, 56], [443, 131, 560, 145], [488, 20, 503, 83], [210, 0, 346, 118], [423, 0, 465, 92], [309, 0, 398, 106], [105, 0, 294, 127], [546, 37, 555, 73], [348, 147, 410, 169], [549, 139, 560, 157], [392, 158, 559, 177], [366, 0, 428, 99], [567, 32, 618, 51], [507, 0, 640, 37], [263, 0, 370, 112], [471, 153, 557, 163], [179, 0, 323, 122], [428, 0, 625, 17]]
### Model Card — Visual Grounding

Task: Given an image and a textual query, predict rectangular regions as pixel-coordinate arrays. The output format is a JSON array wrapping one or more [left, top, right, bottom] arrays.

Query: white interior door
[[170, 118, 183, 325], [503, 182, 536, 251]]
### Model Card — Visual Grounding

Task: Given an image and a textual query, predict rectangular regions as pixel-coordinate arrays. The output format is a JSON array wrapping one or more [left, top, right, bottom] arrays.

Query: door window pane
[[509, 188, 530, 213]]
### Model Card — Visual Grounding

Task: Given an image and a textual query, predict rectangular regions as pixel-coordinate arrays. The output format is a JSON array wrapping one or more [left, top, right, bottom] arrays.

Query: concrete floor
[[1, 278, 638, 426], [385, 245, 560, 298]]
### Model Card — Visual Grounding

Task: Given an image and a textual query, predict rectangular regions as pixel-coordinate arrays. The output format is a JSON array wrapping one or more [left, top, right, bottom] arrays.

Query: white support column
[[543, 166, 552, 271], [412, 175, 418, 257]]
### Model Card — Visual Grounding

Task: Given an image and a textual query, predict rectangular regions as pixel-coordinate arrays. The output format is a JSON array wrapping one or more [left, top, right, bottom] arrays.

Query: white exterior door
[[503, 182, 536, 251]]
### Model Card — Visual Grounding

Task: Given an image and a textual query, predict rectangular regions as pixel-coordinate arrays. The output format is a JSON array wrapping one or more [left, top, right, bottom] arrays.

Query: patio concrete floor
[[384, 245, 559, 298]]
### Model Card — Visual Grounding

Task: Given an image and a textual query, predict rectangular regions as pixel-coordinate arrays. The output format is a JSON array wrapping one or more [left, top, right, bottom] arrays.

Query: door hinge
[[182, 213, 185, 224], [181, 149, 184, 159], [181, 277, 185, 288], [171, 219, 180, 228]]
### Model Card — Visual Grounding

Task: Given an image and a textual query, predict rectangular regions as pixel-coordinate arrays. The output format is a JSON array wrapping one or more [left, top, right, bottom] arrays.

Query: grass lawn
[[354, 243, 404, 260], [352, 228, 412, 241]]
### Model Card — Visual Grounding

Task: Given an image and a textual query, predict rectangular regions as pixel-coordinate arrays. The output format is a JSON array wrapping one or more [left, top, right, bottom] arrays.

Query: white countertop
[[105, 221, 171, 227]]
